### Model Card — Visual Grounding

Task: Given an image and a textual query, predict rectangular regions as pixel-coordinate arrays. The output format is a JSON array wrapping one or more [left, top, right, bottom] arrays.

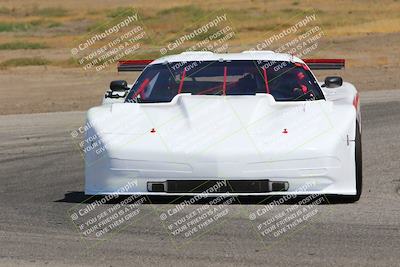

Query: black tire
[[341, 121, 362, 202]]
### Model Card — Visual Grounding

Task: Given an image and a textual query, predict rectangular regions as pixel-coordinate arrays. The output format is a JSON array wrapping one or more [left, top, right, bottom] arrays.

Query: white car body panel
[[85, 51, 360, 196]]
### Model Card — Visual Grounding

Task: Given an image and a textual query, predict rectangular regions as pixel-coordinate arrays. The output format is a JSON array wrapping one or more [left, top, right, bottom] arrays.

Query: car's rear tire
[[341, 121, 362, 203]]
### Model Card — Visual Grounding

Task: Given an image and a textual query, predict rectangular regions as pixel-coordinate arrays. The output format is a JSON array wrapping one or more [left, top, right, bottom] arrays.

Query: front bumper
[[85, 156, 357, 196]]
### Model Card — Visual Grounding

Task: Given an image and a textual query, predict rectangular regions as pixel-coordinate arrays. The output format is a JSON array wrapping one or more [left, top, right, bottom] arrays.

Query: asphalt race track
[[0, 90, 399, 266]]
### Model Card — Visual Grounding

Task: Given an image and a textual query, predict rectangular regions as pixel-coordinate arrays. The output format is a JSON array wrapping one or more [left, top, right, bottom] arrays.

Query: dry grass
[[0, 0, 399, 68], [0, 41, 48, 50], [0, 57, 50, 68]]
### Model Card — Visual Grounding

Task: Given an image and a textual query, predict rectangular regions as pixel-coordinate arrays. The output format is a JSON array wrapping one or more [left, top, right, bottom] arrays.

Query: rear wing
[[118, 60, 153, 72], [117, 58, 345, 72], [302, 59, 345, 70]]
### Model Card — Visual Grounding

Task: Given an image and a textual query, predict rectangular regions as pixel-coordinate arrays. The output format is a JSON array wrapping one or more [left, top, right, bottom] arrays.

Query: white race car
[[85, 51, 362, 202]]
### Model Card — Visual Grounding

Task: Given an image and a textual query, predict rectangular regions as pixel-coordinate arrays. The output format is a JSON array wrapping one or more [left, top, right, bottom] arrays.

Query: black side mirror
[[110, 80, 129, 91], [324, 76, 343, 88]]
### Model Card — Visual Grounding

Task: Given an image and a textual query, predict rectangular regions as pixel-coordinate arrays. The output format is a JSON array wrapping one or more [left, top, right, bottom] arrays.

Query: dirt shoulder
[[0, 67, 138, 115]]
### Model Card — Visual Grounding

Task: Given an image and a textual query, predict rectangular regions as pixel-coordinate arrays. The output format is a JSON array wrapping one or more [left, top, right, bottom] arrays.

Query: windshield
[[125, 60, 324, 103]]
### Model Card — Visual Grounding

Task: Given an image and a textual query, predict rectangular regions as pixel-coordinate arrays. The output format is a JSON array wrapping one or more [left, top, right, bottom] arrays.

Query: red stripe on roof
[[223, 66, 227, 95], [178, 68, 186, 94], [133, 78, 150, 99], [263, 68, 270, 94]]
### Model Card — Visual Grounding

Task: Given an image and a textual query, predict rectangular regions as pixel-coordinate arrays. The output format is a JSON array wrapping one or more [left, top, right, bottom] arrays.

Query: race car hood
[[86, 94, 354, 163]]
